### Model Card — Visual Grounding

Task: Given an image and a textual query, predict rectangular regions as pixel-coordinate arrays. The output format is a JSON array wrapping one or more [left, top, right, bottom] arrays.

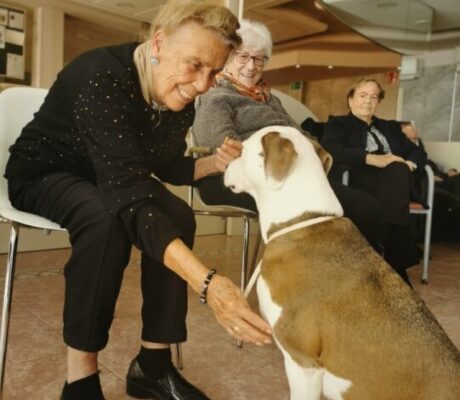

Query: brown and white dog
[[224, 126, 460, 400]]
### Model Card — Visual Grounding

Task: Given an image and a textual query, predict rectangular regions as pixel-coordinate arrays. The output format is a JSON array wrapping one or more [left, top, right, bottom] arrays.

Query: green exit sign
[[290, 81, 302, 90]]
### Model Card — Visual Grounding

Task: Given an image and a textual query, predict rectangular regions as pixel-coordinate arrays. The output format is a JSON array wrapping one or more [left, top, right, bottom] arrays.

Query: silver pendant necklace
[[150, 99, 168, 128]]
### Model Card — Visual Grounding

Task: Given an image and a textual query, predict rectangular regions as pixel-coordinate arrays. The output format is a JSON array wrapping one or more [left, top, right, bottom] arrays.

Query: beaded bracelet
[[199, 269, 217, 304]]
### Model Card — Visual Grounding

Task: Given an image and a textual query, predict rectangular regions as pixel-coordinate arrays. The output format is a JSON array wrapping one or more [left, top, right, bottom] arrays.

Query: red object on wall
[[386, 71, 399, 84]]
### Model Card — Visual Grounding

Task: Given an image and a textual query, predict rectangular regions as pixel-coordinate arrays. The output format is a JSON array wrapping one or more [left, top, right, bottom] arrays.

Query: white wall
[[398, 45, 460, 174], [424, 141, 460, 171]]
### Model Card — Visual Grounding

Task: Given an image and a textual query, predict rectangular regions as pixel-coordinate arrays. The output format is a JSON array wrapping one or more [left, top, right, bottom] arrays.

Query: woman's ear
[[151, 30, 164, 58]]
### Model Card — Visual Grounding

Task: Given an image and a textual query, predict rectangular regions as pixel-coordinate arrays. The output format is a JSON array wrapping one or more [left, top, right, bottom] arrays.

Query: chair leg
[[0, 223, 20, 396], [421, 210, 433, 284], [236, 216, 251, 349], [240, 216, 251, 292], [174, 343, 183, 370]]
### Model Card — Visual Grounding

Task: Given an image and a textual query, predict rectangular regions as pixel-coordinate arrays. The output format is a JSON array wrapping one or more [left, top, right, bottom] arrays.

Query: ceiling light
[[115, 2, 135, 8], [376, 2, 397, 9], [327, 65, 334, 69], [314, 1, 324, 10]]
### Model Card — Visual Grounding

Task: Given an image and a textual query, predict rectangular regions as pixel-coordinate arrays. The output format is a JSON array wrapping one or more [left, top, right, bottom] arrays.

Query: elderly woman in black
[[321, 78, 427, 284], [5, 3, 271, 400], [193, 19, 386, 256]]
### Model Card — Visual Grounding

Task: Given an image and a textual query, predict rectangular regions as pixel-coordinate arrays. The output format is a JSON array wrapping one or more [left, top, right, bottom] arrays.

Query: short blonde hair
[[151, 0, 241, 49], [346, 78, 385, 105]]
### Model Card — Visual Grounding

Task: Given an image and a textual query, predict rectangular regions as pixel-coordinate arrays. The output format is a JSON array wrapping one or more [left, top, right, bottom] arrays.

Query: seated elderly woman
[[193, 19, 388, 259], [401, 121, 460, 192], [321, 78, 427, 283]]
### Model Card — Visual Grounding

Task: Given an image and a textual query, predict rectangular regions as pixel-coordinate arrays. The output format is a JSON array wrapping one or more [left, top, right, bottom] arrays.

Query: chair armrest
[[188, 146, 212, 158], [189, 146, 212, 156], [424, 164, 435, 209], [342, 170, 349, 186]]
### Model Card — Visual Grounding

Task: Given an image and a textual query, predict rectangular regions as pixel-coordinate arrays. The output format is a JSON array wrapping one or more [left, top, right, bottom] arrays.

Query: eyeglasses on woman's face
[[234, 51, 268, 67]]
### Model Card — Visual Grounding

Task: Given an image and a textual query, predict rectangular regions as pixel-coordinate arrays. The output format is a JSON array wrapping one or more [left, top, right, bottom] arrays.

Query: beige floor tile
[[203, 363, 288, 400], [5, 307, 64, 366]]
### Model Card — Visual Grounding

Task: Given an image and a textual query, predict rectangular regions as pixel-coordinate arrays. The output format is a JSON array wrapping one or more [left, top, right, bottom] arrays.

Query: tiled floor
[[0, 234, 459, 399]]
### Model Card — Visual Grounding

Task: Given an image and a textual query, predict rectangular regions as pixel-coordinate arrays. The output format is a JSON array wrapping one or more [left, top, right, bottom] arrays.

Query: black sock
[[138, 347, 172, 379], [61, 372, 104, 400], [395, 268, 413, 288]]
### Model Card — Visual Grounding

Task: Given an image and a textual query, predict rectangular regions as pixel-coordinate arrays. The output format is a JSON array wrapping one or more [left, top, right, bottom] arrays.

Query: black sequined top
[[5, 43, 196, 259]]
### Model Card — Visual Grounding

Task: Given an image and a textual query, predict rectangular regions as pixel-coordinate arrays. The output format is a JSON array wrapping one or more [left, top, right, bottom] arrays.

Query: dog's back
[[262, 217, 460, 400]]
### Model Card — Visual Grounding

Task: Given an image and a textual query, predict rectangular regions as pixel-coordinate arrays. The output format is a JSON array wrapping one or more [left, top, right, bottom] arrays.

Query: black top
[[321, 113, 427, 180], [5, 43, 196, 258]]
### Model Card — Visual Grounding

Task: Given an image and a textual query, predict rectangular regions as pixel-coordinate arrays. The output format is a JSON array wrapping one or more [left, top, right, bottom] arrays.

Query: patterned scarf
[[216, 72, 271, 103], [366, 124, 391, 155]]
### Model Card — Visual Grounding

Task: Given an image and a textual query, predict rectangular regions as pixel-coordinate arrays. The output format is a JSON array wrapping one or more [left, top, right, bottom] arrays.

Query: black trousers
[[349, 162, 412, 227], [197, 174, 386, 253], [349, 162, 420, 271], [8, 172, 194, 352]]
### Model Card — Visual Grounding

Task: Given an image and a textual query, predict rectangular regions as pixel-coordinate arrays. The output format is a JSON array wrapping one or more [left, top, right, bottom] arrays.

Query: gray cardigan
[[193, 81, 308, 149]]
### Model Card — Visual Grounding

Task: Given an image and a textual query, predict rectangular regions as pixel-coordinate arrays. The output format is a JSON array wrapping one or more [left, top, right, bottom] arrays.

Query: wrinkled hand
[[207, 275, 272, 346], [365, 153, 406, 168], [214, 139, 242, 173], [405, 160, 417, 172]]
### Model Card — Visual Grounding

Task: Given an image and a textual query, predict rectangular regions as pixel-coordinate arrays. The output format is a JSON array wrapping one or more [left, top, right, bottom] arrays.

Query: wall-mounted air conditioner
[[399, 56, 421, 80]]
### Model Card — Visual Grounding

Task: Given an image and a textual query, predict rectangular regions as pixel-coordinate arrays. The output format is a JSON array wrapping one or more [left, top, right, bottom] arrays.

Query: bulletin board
[[0, 3, 25, 80]]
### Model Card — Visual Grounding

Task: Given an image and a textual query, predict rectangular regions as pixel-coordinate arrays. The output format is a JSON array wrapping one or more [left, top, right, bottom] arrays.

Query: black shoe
[[126, 357, 211, 400]]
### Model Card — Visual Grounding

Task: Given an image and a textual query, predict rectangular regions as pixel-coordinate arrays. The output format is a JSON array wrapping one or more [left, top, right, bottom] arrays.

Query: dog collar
[[244, 215, 336, 298], [267, 215, 335, 243]]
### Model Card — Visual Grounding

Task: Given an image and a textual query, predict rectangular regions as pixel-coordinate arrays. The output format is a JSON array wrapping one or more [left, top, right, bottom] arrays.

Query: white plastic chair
[[0, 87, 65, 393], [271, 89, 318, 125], [409, 164, 435, 283], [342, 164, 435, 283]]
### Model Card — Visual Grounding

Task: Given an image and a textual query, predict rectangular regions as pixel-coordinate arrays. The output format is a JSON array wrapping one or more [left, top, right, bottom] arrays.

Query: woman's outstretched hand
[[207, 275, 272, 346], [193, 138, 242, 180], [214, 138, 242, 173], [163, 239, 272, 346]]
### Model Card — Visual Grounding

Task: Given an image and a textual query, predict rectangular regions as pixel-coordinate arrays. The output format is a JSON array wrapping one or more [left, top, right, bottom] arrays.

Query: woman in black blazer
[[321, 78, 427, 284]]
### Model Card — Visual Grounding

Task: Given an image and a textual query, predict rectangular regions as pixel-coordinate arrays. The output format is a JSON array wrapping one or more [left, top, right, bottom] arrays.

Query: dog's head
[[224, 125, 332, 199]]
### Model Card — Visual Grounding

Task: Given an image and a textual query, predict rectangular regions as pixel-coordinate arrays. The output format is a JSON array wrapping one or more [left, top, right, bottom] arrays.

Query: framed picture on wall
[[0, 3, 25, 80], [0, 26, 5, 49], [0, 8, 7, 26]]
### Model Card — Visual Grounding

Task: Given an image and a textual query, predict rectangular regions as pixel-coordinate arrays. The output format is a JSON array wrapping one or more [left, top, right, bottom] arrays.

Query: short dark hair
[[346, 78, 385, 106]]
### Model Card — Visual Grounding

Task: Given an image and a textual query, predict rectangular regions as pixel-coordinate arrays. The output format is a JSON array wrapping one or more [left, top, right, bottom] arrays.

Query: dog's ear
[[310, 139, 333, 174], [262, 131, 298, 189]]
